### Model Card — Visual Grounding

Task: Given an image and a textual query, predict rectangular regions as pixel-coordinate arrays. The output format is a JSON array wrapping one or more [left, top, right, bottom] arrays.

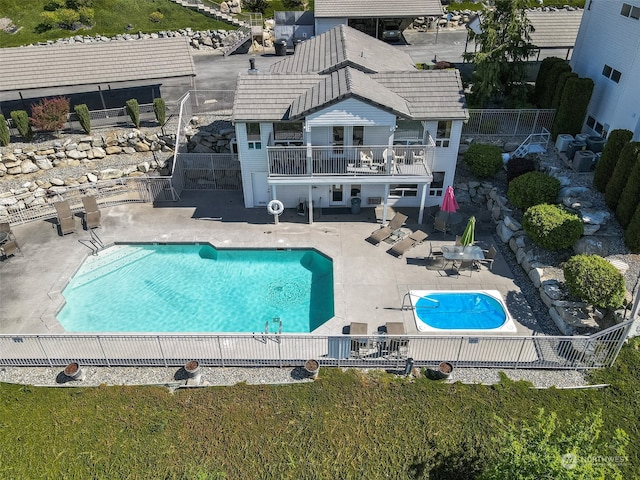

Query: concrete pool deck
[[0, 191, 539, 336]]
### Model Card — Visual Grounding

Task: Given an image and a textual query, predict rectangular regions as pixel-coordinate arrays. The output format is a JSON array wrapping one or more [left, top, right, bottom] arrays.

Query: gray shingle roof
[[314, 0, 443, 18], [270, 24, 416, 74], [0, 37, 195, 92], [233, 68, 467, 122], [527, 9, 584, 49]]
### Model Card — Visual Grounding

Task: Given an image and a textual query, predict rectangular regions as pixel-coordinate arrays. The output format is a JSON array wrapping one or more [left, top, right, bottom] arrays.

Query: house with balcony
[[232, 25, 468, 223], [569, 0, 640, 140]]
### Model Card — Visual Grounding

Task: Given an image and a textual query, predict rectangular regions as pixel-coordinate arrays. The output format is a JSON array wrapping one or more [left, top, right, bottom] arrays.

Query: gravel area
[[0, 365, 589, 389]]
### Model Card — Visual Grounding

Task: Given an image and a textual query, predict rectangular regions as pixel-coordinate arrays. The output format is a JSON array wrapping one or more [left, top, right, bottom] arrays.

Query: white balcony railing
[[267, 144, 434, 178]]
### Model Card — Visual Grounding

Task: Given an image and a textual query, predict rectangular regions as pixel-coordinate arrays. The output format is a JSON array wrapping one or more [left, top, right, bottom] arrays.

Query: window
[[429, 171, 445, 196], [587, 115, 604, 135], [273, 122, 303, 142], [602, 64, 622, 83], [621, 3, 640, 19], [352, 126, 364, 146], [436, 121, 451, 147], [389, 184, 418, 197], [246, 123, 261, 149]]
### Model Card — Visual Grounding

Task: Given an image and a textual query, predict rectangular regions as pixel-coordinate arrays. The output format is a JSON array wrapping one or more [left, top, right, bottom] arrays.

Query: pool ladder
[[401, 293, 440, 311], [78, 228, 105, 256], [253, 317, 282, 343]]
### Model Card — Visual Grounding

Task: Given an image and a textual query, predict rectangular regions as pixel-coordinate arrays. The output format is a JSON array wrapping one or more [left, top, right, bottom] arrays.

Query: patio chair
[[479, 245, 497, 271], [455, 235, 462, 246], [81, 195, 101, 229], [0, 222, 13, 243], [0, 239, 21, 259], [455, 260, 475, 277], [433, 215, 450, 238], [366, 212, 408, 246], [359, 149, 373, 168], [54, 200, 76, 235], [389, 230, 428, 258]]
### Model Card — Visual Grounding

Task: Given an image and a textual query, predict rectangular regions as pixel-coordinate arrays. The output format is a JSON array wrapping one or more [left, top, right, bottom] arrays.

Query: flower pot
[[63, 362, 84, 380], [184, 360, 201, 378], [304, 359, 320, 378], [428, 361, 453, 380]]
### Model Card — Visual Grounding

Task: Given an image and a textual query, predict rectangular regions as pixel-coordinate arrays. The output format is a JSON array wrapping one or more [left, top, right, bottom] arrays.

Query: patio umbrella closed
[[460, 216, 476, 246], [440, 186, 459, 214]]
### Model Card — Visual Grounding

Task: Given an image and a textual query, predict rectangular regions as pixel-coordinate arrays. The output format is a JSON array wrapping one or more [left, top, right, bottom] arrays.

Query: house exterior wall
[[237, 122, 272, 208], [306, 98, 397, 128], [315, 18, 348, 35], [570, 0, 640, 140]]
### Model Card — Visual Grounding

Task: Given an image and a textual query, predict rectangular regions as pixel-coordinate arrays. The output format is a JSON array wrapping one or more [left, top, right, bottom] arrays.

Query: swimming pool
[[57, 244, 334, 333], [409, 290, 517, 333]]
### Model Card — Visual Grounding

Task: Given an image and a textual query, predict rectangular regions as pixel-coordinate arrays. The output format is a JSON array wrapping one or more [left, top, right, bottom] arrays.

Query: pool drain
[[266, 281, 305, 306]]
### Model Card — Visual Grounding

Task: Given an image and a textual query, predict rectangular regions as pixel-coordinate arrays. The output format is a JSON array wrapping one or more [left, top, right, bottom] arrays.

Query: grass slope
[[0, 0, 231, 48], [0, 340, 638, 478]]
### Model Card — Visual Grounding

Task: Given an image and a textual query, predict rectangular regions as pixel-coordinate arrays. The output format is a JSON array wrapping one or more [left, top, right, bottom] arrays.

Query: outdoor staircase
[[170, 0, 244, 26], [509, 127, 551, 159]]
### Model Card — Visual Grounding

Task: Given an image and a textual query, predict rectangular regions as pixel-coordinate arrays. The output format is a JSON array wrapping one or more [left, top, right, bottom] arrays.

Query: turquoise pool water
[[57, 244, 334, 333], [410, 290, 516, 332]]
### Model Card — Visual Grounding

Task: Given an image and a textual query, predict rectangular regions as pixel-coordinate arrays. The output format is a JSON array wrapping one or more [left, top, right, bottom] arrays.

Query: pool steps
[[70, 246, 155, 289]]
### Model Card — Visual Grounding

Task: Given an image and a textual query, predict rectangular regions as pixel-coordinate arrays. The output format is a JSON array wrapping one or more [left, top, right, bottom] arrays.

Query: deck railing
[[463, 109, 556, 137], [0, 319, 631, 370], [267, 144, 434, 178]]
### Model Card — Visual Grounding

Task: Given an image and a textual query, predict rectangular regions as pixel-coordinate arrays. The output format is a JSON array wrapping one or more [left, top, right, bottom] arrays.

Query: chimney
[[248, 58, 258, 74]]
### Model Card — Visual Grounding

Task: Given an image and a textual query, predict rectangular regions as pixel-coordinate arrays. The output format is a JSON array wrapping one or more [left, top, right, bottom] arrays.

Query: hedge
[[507, 171, 560, 210], [551, 71, 578, 110], [74, 104, 91, 134], [593, 129, 633, 192], [605, 142, 640, 211], [564, 254, 626, 310], [533, 57, 565, 107], [0, 114, 9, 146], [463, 143, 503, 178], [522, 204, 583, 251], [125, 98, 140, 128], [551, 77, 594, 140], [539, 61, 571, 109], [506, 156, 537, 183], [624, 204, 640, 253], [10, 110, 33, 141], [616, 151, 640, 228]]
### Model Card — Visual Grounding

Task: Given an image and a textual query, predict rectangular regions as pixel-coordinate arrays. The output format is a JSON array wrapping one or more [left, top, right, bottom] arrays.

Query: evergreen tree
[[593, 129, 633, 192]]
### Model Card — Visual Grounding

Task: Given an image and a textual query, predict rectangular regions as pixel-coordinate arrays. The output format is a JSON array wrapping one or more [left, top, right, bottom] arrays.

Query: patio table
[[441, 245, 484, 270]]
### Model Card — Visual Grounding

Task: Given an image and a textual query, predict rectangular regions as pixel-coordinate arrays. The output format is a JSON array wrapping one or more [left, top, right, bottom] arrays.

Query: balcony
[[267, 143, 434, 179]]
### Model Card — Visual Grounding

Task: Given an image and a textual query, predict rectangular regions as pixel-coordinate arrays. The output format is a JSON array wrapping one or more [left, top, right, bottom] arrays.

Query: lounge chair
[[349, 322, 371, 358], [54, 200, 76, 235], [0, 239, 21, 259], [384, 322, 409, 358], [81, 195, 101, 229], [366, 212, 408, 246], [389, 230, 428, 257]]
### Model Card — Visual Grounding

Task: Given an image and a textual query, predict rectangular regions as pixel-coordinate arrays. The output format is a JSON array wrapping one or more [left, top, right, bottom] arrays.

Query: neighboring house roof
[[0, 37, 195, 93], [314, 0, 443, 18], [270, 24, 416, 75], [289, 67, 411, 119], [233, 68, 467, 122], [527, 9, 584, 49]]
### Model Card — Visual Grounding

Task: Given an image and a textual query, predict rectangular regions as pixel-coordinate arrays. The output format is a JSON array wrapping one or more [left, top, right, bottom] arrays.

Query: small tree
[[462, 0, 536, 107], [539, 61, 571, 108], [624, 204, 640, 253], [480, 409, 628, 480], [564, 255, 626, 310], [533, 56, 565, 106], [125, 98, 140, 128], [605, 142, 640, 211], [283, 0, 304, 8], [74, 103, 91, 134], [616, 154, 640, 228], [551, 77, 594, 139], [10, 110, 33, 141], [242, 0, 268, 13], [30, 97, 70, 135], [593, 129, 633, 192], [153, 98, 166, 125], [0, 114, 9, 147], [551, 71, 578, 109]]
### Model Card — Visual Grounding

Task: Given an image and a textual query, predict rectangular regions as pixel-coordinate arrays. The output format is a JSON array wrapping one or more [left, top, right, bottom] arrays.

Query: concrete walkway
[[0, 191, 537, 337]]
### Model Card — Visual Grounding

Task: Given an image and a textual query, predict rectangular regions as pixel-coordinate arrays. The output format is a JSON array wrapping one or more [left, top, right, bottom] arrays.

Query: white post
[[272, 185, 278, 225], [308, 185, 313, 225], [418, 184, 427, 224], [382, 184, 390, 224]]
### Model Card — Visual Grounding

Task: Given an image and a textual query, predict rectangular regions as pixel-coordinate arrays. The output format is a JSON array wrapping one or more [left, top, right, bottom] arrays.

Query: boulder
[[99, 168, 123, 180], [20, 160, 40, 174], [105, 146, 122, 155]]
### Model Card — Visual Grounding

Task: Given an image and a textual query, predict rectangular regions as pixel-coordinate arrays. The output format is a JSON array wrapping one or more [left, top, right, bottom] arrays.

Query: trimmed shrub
[[77, 6, 94, 25], [522, 204, 583, 251], [30, 97, 70, 133], [10, 110, 33, 140], [616, 153, 640, 228], [54, 8, 80, 28], [242, 0, 268, 13], [506, 156, 536, 183], [551, 77, 594, 139], [0, 114, 9, 147], [564, 254, 626, 310], [540, 61, 571, 108], [125, 98, 140, 128], [533, 57, 565, 106], [283, 0, 304, 8], [605, 142, 640, 211], [593, 129, 633, 192], [149, 11, 164, 23], [507, 171, 560, 210], [463, 143, 503, 178], [153, 98, 166, 125], [551, 71, 578, 109], [624, 204, 640, 253], [74, 104, 91, 134]]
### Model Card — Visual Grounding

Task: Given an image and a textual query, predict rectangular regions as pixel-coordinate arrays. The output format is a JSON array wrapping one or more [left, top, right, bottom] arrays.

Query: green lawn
[[0, 0, 233, 48], [0, 339, 638, 478]]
